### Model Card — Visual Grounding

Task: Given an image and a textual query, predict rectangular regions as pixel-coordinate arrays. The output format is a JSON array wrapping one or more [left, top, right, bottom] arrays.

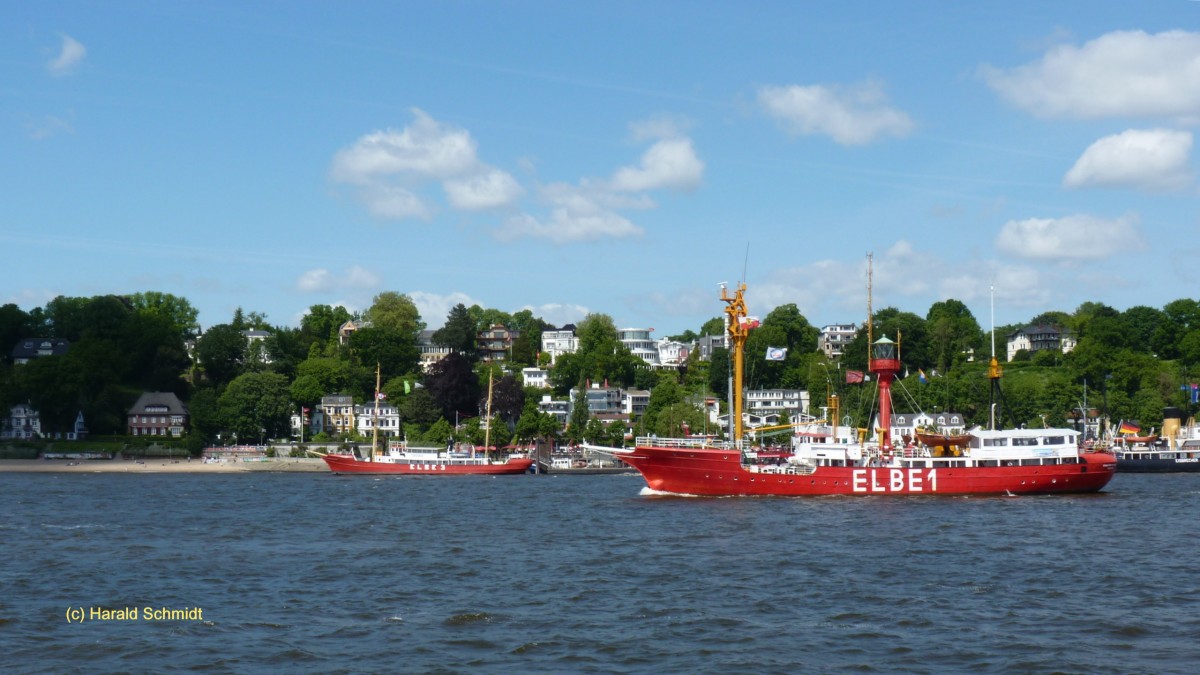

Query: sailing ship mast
[[484, 370, 494, 455], [370, 362, 381, 462], [721, 282, 750, 449], [987, 285, 1004, 430]]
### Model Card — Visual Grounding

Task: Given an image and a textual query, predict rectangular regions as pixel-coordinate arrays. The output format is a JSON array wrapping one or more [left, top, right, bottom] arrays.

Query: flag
[[403, 380, 411, 394], [766, 346, 787, 361], [739, 316, 761, 329], [846, 370, 865, 384], [376, 392, 387, 400], [918, 369, 927, 384], [1118, 420, 1141, 434]]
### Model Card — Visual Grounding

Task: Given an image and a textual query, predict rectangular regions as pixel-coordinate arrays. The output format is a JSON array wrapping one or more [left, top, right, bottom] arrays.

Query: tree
[[301, 304, 355, 350], [289, 374, 325, 409], [43, 296, 91, 341], [423, 352, 480, 422], [699, 317, 724, 337], [548, 313, 640, 393], [349, 325, 420, 382], [127, 292, 200, 337], [294, 356, 363, 398], [218, 371, 292, 442], [0, 304, 35, 357], [432, 304, 477, 354], [365, 292, 424, 337], [196, 324, 247, 386], [1119, 306, 1165, 355], [186, 386, 223, 442], [566, 386, 590, 444], [926, 299, 982, 374], [468, 305, 513, 333], [485, 373, 525, 426], [398, 387, 442, 427]]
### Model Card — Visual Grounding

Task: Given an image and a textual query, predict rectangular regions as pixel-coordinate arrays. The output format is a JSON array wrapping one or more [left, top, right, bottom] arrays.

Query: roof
[[11, 337, 70, 359]]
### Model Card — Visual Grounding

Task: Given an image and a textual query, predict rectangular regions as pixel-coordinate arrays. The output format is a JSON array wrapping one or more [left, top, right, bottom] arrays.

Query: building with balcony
[[818, 323, 857, 359]]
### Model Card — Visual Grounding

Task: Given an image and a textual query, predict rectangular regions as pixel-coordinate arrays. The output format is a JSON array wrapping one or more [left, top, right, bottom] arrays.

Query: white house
[[540, 324, 578, 364], [522, 367, 549, 389]]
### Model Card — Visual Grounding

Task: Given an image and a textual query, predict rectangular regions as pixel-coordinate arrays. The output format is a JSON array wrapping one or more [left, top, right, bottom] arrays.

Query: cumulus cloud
[[757, 81, 915, 145], [330, 108, 521, 219], [332, 110, 703, 244], [295, 265, 381, 293], [408, 291, 481, 328], [610, 137, 704, 192], [980, 30, 1200, 120], [995, 214, 1144, 260], [47, 34, 86, 76], [444, 168, 524, 210], [1064, 129, 1193, 191], [748, 243, 1063, 326], [521, 303, 590, 328]]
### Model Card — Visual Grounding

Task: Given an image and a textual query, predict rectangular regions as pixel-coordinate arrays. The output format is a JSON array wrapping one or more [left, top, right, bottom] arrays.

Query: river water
[[2, 471, 1198, 673]]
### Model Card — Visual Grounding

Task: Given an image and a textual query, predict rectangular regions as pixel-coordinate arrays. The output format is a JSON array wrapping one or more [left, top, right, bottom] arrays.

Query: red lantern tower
[[870, 334, 902, 452]]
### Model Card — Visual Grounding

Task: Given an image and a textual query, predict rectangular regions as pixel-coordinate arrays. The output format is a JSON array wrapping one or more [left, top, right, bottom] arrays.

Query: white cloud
[[408, 291, 481, 328], [751, 244, 1062, 327], [980, 30, 1200, 120], [628, 115, 691, 143], [295, 265, 381, 293], [330, 109, 521, 219], [610, 137, 704, 192], [1064, 129, 1193, 191], [757, 81, 915, 145], [359, 184, 431, 220], [520, 303, 590, 328], [496, 182, 643, 243], [47, 34, 86, 76], [444, 168, 524, 210], [995, 214, 1145, 260], [330, 110, 478, 183]]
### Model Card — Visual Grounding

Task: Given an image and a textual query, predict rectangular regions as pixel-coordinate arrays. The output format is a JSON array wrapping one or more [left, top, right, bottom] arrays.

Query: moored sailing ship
[[614, 260, 1116, 497], [320, 368, 533, 476]]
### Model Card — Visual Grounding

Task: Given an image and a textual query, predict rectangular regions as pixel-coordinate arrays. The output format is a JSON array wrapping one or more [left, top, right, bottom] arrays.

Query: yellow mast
[[721, 282, 750, 449]]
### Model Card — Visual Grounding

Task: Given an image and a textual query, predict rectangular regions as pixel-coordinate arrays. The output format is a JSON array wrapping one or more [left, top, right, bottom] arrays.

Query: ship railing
[[636, 436, 736, 450]]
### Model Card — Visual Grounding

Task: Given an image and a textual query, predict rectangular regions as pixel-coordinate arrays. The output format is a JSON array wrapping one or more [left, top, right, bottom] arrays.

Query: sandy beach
[[0, 458, 328, 473]]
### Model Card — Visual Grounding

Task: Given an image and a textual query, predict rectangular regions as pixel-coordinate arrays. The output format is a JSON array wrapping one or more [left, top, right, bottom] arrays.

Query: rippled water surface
[[2, 471, 1199, 673]]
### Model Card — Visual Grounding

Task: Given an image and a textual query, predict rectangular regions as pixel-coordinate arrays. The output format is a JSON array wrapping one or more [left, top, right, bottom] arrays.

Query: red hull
[[321, 454, 533, 475], [618, 445, 1116, 496]]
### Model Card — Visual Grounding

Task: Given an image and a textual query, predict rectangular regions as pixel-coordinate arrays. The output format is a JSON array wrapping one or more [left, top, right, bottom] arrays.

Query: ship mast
[[484, 369, 494, 455], [987, 284, 1004, 430], [370, 362, 381, 462], [721, 282, 750, 449]]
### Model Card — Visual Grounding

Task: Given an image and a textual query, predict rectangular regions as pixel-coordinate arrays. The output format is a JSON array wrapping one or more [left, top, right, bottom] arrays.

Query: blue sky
[[4, 1, 1198, 338]]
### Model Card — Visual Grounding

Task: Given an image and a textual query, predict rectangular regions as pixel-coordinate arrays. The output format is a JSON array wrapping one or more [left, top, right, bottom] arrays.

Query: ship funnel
[[1163, 406, 1183, 450]]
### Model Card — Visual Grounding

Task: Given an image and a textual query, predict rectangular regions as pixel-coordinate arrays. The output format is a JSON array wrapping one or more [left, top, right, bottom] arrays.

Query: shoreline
[[0, 458, 328, 473]]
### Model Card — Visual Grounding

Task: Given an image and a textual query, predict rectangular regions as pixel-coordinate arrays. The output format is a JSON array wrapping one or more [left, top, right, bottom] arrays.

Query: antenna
[[741, 244, 750, 285]]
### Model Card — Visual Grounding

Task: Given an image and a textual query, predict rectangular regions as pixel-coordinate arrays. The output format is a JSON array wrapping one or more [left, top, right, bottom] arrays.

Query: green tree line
[[4, 291, 1200, 451]]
